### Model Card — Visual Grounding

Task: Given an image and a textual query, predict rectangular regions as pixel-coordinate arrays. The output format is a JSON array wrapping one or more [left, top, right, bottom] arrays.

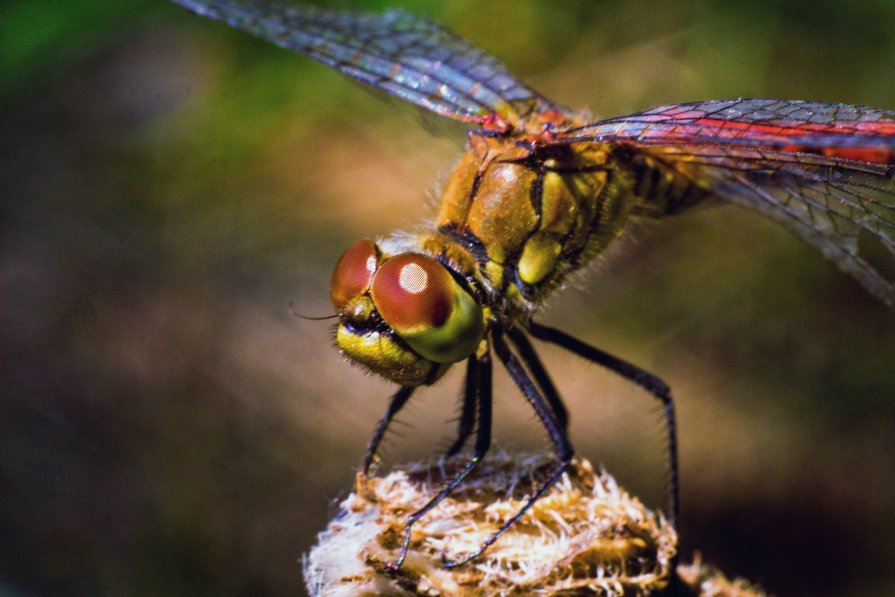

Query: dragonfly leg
[[527, 321, 681, 537], [442, 328, 573, 568], [389, 351, 493, 570], [362, 386, 415, 475], [506, 326, 569, 431], [445, 357, 479, 458]]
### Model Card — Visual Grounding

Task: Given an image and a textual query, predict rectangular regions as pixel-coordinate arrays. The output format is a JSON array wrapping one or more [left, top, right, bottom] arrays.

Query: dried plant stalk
[[303, 451, 765, 596]]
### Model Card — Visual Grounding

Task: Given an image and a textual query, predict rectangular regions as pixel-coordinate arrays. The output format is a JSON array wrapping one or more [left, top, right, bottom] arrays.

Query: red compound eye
[[330, 239, 379, 311], [370, 253, 452, 332]]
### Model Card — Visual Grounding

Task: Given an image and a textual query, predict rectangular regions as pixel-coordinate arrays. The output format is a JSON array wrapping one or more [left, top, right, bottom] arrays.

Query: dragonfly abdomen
[[622, 148, 711, 218]]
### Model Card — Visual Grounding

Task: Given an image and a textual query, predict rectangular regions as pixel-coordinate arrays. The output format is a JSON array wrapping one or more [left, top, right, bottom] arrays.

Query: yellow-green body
[[339, 121, 704, 385], [424, 132, 700, 318]]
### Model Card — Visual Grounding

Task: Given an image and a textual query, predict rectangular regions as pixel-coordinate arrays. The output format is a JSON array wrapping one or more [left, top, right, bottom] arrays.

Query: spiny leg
[[443, 328, 573, 568], [527, 321, 680, 533], [494, 329, 572, 461], [446, 356, 479, 458], [363, 386, 415, 475], [389, 351, 493, 570], [507, 326, 569, 431]]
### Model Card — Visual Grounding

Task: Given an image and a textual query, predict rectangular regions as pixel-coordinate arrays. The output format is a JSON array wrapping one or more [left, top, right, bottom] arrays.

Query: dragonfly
[[171, 0, 895, 571]]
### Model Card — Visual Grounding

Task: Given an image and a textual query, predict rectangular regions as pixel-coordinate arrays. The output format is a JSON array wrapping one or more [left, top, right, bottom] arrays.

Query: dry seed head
[[304, 450, 767, 596]]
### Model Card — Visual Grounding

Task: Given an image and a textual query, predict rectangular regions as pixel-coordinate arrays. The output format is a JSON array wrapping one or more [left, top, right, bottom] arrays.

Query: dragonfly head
[[330, 239, 485, 386]]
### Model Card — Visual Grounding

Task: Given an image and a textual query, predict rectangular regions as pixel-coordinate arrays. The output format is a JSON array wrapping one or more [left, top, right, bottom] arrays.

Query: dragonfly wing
[[564, 99, 895, 161], [171, 0, 555, 129], [561, 99, 895, 306], [664, 145, 894, 305]]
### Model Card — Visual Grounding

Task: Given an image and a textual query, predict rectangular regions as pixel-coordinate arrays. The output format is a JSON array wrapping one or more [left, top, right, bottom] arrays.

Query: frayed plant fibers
[[303, 451, 765, 596]]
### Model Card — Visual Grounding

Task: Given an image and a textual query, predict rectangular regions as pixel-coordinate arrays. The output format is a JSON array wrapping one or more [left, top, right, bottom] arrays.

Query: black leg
[[495, 329, 572, 458], [446, 357, 479, 457], [389, 351, 493, 570], [443, 328, 573, 568], [527, 321, 680, 532], [506, 326, 569, 431], [363, 386, 415, 475]]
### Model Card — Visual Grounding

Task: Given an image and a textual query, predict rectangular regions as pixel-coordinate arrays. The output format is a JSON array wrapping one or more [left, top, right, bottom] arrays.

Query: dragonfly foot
[[440, 549, 482, 569]]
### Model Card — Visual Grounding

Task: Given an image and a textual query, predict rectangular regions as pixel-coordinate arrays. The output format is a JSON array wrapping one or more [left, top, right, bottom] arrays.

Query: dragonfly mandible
[[171, 0, 895, 570]]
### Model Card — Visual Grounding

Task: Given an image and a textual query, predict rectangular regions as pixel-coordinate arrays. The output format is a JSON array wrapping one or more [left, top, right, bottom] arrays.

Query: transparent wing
[[650, 145, 895, 305], [559, 99, 895, 306], [171, 0, 555, 129], [562, 98, 895, 163]]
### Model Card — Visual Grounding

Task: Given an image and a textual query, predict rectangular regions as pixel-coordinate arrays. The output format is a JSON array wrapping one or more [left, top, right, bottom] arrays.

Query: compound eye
[[370, 254, 451, 330], [370, 253, 484, 363], [330, 239, 379, 312]]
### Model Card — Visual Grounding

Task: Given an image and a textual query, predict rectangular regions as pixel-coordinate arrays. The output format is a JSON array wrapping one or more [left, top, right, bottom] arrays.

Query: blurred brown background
[[2, 0, 894, 595]]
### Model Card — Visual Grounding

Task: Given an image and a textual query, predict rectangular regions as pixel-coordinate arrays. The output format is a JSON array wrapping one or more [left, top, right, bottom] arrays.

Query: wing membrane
[[171, 0, 553, 128], [564, 99, 895, 163], [563, 99, 895, 305], [647, 144, 895, 305]]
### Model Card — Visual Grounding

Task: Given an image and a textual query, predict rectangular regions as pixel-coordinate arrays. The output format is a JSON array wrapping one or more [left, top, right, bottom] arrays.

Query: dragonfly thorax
[[436, 135, 635, 309]]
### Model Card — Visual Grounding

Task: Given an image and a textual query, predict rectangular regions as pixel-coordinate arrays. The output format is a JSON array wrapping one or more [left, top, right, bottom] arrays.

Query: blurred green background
[[2, 0, 894, 595]]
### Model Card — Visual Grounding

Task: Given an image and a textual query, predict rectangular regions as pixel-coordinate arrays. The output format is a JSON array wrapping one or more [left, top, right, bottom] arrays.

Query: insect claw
[[440, 550, 475, 569], [385, 522, 416, 571], [386, 547, 408, 571]]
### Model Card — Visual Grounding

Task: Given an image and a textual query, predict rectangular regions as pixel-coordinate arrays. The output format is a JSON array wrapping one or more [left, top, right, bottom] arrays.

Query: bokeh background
[[2, 0, 894, 594]]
